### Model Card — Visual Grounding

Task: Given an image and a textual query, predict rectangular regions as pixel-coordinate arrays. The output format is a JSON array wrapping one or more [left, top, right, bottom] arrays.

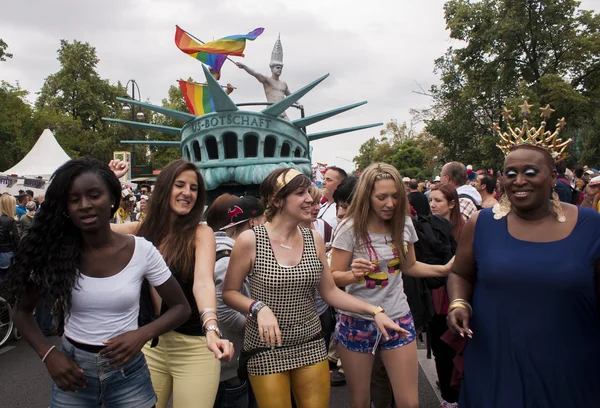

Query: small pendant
[[280, 243, 293, 249]]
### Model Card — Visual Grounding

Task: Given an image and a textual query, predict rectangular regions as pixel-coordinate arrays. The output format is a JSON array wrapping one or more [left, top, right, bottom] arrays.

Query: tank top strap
[[253, 225, 273, 262]]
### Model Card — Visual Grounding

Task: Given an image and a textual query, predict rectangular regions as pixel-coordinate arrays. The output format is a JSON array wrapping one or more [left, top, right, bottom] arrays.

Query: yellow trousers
[[249, 360, 330, 408], [143, 331, 220, 408]]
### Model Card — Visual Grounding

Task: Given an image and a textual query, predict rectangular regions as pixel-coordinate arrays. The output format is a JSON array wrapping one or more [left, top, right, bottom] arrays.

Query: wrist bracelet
[[250, 301, 267, 319], [448, 299, 473, 316], [248, 300, 258, 315], [203, 316, 218, 328], [200, 308, 217, 320], [42, 345, 56, 363]]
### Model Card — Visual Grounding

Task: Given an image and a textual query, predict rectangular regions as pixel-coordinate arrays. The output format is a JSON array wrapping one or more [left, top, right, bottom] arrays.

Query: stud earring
[[552, 188, 566, 222], [492, 194, 511, 220]]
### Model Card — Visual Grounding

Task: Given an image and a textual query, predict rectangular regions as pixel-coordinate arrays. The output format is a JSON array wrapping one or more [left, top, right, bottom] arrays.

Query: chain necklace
[[275, 227, 302, 249]]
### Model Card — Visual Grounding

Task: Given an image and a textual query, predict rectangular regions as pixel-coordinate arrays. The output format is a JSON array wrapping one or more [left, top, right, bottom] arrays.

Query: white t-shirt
[[318, 201, 338, 231], [64, 236, 172, 345], [332, 217, 418, 320]]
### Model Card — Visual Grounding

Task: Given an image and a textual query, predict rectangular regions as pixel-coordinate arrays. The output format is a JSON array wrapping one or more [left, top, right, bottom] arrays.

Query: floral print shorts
[[334, 312, 416, 354]]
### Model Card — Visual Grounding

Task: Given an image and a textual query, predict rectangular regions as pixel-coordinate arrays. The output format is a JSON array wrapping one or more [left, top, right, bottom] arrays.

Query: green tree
[[353, 121, 433, 179], [427, 0, 600, 168], [0, 39, 12, 61], [0, 82, 35, 170], [36, 40, 131, 162]]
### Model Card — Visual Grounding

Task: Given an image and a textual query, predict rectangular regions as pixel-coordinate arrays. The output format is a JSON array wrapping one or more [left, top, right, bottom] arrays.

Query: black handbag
[[237, 331, 324, 382]]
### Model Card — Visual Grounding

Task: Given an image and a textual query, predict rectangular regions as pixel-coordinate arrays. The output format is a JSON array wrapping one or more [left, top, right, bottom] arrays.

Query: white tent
[[3, 129, 71, 179]]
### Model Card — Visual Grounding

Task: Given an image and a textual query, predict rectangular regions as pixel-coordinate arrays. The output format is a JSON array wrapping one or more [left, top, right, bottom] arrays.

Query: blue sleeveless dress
[[460, 207, 600, 407]]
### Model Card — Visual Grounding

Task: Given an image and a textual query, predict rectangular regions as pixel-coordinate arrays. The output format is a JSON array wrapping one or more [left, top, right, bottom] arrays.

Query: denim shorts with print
[[50, 337, 157, 408], [334, 312, 416, 354]]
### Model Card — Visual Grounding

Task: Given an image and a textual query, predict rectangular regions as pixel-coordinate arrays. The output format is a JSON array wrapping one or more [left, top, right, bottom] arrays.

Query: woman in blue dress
[[447, 112, 600, 407]]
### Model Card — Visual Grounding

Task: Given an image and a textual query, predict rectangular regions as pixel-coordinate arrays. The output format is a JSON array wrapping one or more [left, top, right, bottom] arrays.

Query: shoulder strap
[[216, 249, 231, 262]]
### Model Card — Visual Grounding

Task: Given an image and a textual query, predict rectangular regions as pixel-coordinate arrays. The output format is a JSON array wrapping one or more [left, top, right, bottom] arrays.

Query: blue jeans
[[50, 337, 157, 408], [213, 376, 258, 408]]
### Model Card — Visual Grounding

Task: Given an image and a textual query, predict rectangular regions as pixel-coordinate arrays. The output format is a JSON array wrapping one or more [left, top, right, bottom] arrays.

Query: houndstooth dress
[[244, 225, 327, 376]]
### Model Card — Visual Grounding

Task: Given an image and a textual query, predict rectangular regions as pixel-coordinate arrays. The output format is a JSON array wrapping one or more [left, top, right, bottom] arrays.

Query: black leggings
[[429, 314, 459, 403]]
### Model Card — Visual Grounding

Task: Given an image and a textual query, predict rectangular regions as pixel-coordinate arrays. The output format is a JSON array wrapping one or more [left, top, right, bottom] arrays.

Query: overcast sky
[[2, 0, 599, 172]]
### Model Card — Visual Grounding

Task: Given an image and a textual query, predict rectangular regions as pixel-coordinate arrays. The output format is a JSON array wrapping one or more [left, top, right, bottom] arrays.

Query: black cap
[[220, 196, 265, 230]]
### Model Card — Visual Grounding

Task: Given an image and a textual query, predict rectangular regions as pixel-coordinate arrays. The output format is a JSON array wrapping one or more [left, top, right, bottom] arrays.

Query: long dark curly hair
[[3, 157, 121, 319]]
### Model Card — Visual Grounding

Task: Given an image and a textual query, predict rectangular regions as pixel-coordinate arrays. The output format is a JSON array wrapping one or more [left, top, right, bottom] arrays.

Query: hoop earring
[[552, 189, 566, 222], [492, 194, 511, 220]]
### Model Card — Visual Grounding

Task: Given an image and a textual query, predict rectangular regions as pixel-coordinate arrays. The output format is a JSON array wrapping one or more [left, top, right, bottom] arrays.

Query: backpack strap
[[458, 193, 481, 210], [216, 249, 231, 262]]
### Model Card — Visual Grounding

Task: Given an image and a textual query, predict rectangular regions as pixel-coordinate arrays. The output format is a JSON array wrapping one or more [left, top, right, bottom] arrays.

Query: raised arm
[[236, 62, 268, 84], [404, 244, 452, 278]]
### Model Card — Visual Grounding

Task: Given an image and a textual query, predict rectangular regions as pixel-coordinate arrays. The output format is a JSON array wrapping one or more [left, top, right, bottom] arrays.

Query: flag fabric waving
[[175, 26, 264, 63], [178, 80, 214, 116]]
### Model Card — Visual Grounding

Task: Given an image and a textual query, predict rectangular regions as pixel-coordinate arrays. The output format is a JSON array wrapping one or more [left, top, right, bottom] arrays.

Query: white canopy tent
[[1, 129, 71, 195]]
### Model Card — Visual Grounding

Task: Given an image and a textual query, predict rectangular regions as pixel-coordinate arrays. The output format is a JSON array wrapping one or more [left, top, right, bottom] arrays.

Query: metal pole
[[131, 81, 136, 171]]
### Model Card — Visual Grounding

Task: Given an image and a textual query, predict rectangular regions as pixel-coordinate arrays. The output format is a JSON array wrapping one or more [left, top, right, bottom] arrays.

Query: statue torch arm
[[236, 62, 268, 84]]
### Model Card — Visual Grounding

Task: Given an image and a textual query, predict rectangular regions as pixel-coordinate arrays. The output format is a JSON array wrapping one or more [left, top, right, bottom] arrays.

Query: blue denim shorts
[[50, 337, 157, 408], [334, 312, 416, 354]]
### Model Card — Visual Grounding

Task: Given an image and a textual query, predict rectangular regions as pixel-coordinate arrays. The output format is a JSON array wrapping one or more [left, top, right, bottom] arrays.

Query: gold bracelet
[[371, 306, 385, 317], [448, 299, 473, 316]]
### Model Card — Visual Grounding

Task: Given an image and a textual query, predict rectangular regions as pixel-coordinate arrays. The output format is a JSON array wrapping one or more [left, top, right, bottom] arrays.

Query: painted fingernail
[[385, 336, 390, 341], [277, 343, 282, 347], [459, 332, 464, 337]]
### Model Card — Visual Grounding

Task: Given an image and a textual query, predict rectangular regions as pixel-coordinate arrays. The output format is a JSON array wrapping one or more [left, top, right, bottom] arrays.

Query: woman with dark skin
[[447, 146, 600, 407], [5, 158, 191, 407]]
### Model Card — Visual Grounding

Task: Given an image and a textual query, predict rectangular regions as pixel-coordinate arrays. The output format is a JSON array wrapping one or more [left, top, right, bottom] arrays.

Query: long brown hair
[[343, 163, 407, 269], [435, 184, 465, 242], [137, 160, 206, 281]]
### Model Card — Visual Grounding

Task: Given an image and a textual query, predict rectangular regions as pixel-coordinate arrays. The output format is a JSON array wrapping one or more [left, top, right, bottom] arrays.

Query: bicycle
[[0, 295, 15, 347]]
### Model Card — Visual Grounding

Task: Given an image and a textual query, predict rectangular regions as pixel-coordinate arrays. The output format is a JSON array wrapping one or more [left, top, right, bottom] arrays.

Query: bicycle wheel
[[0, 296, 14, 347]]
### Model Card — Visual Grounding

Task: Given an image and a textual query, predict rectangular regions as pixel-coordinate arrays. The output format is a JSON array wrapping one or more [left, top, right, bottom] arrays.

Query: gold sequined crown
[[494, 101, 571, 160]]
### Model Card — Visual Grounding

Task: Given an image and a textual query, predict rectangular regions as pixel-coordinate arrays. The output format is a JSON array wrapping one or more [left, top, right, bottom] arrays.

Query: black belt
[[66, 337, 107, 354]]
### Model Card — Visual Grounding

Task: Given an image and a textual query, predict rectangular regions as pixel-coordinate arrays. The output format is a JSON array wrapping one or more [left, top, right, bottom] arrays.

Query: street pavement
[[0, 335, 442, 407]]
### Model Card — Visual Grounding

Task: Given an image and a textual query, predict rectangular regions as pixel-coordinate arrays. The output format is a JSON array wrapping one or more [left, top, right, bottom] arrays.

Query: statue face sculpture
[[270, 64, 283, 78]]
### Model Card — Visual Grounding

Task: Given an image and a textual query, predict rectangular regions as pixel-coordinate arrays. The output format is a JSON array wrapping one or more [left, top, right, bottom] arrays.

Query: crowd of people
[[1, 144, 600, 408]]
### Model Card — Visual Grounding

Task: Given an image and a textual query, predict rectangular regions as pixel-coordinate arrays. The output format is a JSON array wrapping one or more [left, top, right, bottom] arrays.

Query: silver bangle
[[42, 345, 56, 363], [200, 308, 217, 320], [250, 301, 267, 319]]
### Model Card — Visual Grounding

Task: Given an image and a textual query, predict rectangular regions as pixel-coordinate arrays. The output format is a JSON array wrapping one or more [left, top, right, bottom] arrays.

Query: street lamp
[[123, 79, 144, 171]]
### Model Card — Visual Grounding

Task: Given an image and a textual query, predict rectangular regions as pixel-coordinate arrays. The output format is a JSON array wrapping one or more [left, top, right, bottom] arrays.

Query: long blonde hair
[[0, 194, 16, 218], [343, 163, 407, 268]]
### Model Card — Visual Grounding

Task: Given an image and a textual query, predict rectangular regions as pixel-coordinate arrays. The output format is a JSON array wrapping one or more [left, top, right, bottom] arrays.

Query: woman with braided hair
[[5, 157, 191, 407]]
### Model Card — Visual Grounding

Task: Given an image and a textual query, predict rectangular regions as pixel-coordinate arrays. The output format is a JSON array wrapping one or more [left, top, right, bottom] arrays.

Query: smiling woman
[[4, 157, 191, 408], [447, 142, 600, 407], [223, 167, 417, 408], [112, 159, 235, 408]]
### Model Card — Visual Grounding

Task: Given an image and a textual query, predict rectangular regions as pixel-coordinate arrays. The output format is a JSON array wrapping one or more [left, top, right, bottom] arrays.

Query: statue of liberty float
[[104, 26, 381, 199]]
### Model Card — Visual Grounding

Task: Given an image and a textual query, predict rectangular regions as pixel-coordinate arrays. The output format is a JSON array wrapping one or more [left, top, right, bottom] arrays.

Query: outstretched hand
[[108, 160, 130, 179], [206, 330, 234, 361]]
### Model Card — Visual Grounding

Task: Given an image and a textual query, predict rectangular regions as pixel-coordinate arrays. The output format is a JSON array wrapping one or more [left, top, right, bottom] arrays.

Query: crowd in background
[[1, 153, 600, 408]]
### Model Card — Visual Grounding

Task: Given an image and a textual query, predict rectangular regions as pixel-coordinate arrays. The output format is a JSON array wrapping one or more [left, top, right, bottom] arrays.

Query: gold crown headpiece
[[494, 101, 571, 160]]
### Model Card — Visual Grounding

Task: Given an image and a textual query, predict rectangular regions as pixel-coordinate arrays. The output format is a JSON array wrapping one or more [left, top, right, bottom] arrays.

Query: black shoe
[[330, 370, 346, 386]]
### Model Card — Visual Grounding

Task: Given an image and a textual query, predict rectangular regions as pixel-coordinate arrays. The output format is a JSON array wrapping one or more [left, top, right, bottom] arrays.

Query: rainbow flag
[[175, 26, 264, 61], [178, 80, 214, 116]]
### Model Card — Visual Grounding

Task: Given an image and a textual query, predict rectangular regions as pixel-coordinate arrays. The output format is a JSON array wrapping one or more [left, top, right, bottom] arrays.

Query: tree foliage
[[427, 0, 600, 169], [0, 39, 12, 61], [353, 121, 442, 179]]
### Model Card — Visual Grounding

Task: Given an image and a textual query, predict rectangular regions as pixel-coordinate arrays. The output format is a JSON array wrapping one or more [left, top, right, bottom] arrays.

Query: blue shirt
[[16, 205, 26, 218]]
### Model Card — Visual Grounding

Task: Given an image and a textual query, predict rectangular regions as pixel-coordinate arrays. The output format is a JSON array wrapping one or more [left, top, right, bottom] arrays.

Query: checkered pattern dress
[[244, 225, 327, 376]]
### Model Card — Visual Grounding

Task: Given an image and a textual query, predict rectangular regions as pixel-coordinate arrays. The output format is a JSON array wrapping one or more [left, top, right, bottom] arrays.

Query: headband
[[273, 169, 303, 197]]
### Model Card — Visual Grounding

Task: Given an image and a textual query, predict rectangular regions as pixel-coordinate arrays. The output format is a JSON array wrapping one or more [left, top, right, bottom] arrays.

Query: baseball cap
[[221, 196, 265, 230], [589, 175, 600, 185], [586, 169, 595, 175], [402, 177, 410, 183], [433, 176, 441, 182]]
